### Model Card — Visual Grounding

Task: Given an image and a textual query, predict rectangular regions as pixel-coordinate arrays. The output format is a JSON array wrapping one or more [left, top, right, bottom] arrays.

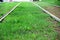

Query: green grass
[[55, 1, 60, 6], [35, 1, 56, 7], [0, 2, 18, 16], [39, 0, 60, 6], [41, 0, 58, 5], [0, 2, 59, 40], [42, 0, 56, 4]]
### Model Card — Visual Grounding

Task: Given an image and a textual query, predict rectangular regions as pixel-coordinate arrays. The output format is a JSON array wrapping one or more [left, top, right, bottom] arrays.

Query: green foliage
[[42, 0, 56, 3], [55, 0, 60, 5], [0, 2, 18, 16], [0, 2, 58, 40], [41, 0, 60, 6]]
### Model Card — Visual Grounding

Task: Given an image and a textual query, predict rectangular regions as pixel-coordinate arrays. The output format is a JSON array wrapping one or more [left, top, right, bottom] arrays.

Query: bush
[[42, 0, 56, 3], [42, 0, 60, 6], [55, 0, 60, 6]]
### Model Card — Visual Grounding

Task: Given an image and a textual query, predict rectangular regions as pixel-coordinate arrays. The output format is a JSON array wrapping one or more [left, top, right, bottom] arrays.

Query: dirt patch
[[44, 6, 60, 19], [55, 26, 60, 40], [43, 6, 60, 40], [51, 20, 60, 40]]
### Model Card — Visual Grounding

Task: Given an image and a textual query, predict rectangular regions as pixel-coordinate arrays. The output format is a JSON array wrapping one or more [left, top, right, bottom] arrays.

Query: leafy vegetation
[[42, 0, 56, 3], [0, 2, 18, 16], [0, 2, 59, 40], [41, 0, 60, 6], [56, 0, 60, 6]]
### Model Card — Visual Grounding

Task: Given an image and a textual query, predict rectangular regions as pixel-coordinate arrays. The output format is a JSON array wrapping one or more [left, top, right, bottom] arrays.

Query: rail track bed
[[0, 2, 60, 40]]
